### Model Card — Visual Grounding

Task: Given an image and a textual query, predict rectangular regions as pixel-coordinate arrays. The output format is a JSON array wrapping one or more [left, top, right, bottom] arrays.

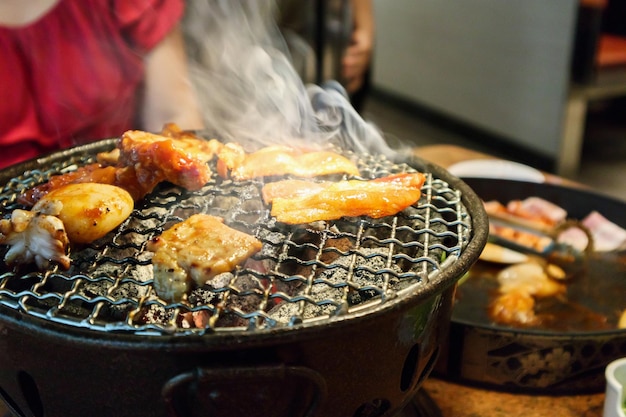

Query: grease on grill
[[0, 141, 471, 335]]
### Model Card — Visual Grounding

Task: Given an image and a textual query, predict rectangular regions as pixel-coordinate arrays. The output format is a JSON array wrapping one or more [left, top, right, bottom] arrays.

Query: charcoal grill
[[0, 137, 488, 417]]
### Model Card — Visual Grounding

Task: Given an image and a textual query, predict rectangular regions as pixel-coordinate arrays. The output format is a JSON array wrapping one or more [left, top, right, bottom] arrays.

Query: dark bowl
[[435, 177, 626, 394]]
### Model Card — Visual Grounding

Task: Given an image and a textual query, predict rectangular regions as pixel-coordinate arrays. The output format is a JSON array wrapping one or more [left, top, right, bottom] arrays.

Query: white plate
[[447, 159, 545, 183]]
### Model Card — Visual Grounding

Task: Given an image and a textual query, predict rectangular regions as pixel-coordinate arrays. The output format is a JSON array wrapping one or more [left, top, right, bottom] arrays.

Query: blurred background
[[364, 0, 626, 201], [288, 0, 626, 201]]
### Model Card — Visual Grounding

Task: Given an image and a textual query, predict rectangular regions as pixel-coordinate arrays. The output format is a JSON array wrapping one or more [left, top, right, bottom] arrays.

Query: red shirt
[[0, 0, 184, 169]]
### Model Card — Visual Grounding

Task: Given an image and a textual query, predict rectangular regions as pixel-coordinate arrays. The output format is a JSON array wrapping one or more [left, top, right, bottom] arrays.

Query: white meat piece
[[0, 207, 71, 270], [147, 214, 262, 302], [506, 197, 568, 226], [581, 211, 626, 252]]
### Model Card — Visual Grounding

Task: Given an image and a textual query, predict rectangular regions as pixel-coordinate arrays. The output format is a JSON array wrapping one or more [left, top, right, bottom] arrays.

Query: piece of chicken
[[19, 127, 222, 207], [265, 172, 426, 224], [0, 203, 70, 270], [217, 143, 360, 180], [147, 214, 262, 302], [117, 130, 222, 191], [488, 290, 539, 326], [18, 163, 119, 207], [261, 179, 329, 203]]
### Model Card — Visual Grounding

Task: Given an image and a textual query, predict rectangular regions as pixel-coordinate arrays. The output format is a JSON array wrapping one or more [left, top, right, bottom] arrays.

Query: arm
[[140, 25, 205, 132], [342, 0, 375, 94]]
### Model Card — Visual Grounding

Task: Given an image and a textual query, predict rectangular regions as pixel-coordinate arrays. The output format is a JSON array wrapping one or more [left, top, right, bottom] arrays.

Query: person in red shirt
[[0, 0, 204, 169]]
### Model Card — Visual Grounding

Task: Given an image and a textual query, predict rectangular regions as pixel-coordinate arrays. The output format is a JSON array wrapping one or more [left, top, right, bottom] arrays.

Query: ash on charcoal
[[213, 273, 266, 328], [188, 272, 232, 306], [268, 247, 403, 324], [141, 303, 176, 326]]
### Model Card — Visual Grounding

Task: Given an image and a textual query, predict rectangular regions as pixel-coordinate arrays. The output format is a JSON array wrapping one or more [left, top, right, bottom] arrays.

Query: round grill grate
[[0, 138, 473, 336]]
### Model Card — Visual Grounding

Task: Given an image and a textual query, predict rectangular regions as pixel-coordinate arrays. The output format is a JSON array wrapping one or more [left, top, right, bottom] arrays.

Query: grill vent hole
[[400, 344, 421, 392], [17, 371, 43, 417]]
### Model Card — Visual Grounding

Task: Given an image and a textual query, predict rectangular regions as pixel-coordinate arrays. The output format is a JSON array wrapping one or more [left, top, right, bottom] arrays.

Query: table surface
[[0, 144, 607, 417], [416, 144, 605, 417]]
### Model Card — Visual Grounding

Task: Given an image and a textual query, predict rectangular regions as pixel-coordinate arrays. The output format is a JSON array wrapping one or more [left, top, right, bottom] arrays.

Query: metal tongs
[[486, 211, 594, 277]]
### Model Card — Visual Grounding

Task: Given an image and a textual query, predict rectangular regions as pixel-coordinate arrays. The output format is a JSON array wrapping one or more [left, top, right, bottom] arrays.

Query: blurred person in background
[[277, 0, 375, 112], [0, 0, 204, 169]]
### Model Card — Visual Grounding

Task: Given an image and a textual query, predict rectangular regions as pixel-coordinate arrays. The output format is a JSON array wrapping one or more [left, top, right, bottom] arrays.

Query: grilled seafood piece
[[217, 143, 359, 180], [32, 183, 134, 244], [147, 214, 263, 302], [264, 172, 426, 224], [0, 203, 70, 270]]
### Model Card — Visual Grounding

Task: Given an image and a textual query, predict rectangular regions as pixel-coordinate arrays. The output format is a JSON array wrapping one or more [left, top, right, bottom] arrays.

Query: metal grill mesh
[[0, 139, 471, 336]]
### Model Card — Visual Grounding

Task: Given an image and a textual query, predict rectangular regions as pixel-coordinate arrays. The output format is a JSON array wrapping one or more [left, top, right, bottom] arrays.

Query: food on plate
[[495, 262, 565, 298], [217, 143, 360, 180], [478, 242, 529, 264], [147, 214, 262, 302], [0, 204, 70, 270], [484, 200, 555, 253], [484, 196, 626, 254], [504, 196, 567, 226], [580, 211, 626, 252], [469, 195, 626, 330], [264, 172, 426, 224], [32, 183, 134, 244]]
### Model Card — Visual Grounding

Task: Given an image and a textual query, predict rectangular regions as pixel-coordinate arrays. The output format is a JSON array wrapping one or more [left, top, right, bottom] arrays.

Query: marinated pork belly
[[18, 127, 221, 207], [265, 172, 426, 224], [147, 214, 262, 302], [18, 163, 119, 207], [506, 197, 567, 227], [118, 130, 221, 191], [581, 211, 626, 252], [217, 143, 360, 180], [0, 203, 70, 270]]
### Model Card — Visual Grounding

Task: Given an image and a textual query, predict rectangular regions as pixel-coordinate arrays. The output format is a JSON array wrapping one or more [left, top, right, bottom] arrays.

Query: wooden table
[[416, 144, 605, 417]]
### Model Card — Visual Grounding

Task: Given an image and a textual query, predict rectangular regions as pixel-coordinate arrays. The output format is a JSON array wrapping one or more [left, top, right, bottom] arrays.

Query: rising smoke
[[182, 0, 394, 157]]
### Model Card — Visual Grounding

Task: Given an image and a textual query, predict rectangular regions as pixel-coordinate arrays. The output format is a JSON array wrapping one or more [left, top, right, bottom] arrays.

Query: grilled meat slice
[[18, 127, 221, 207], [265, 172, 426, 224], [18, 163, 119, 207], [261, 179, 329, 203], [118, 130, 221, 191], [147, 214, 262, 302], [217, 143, 359, 180]]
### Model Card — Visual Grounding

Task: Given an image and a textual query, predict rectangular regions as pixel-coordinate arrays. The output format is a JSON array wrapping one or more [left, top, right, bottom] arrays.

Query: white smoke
[[183, 0, 393, 156]]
